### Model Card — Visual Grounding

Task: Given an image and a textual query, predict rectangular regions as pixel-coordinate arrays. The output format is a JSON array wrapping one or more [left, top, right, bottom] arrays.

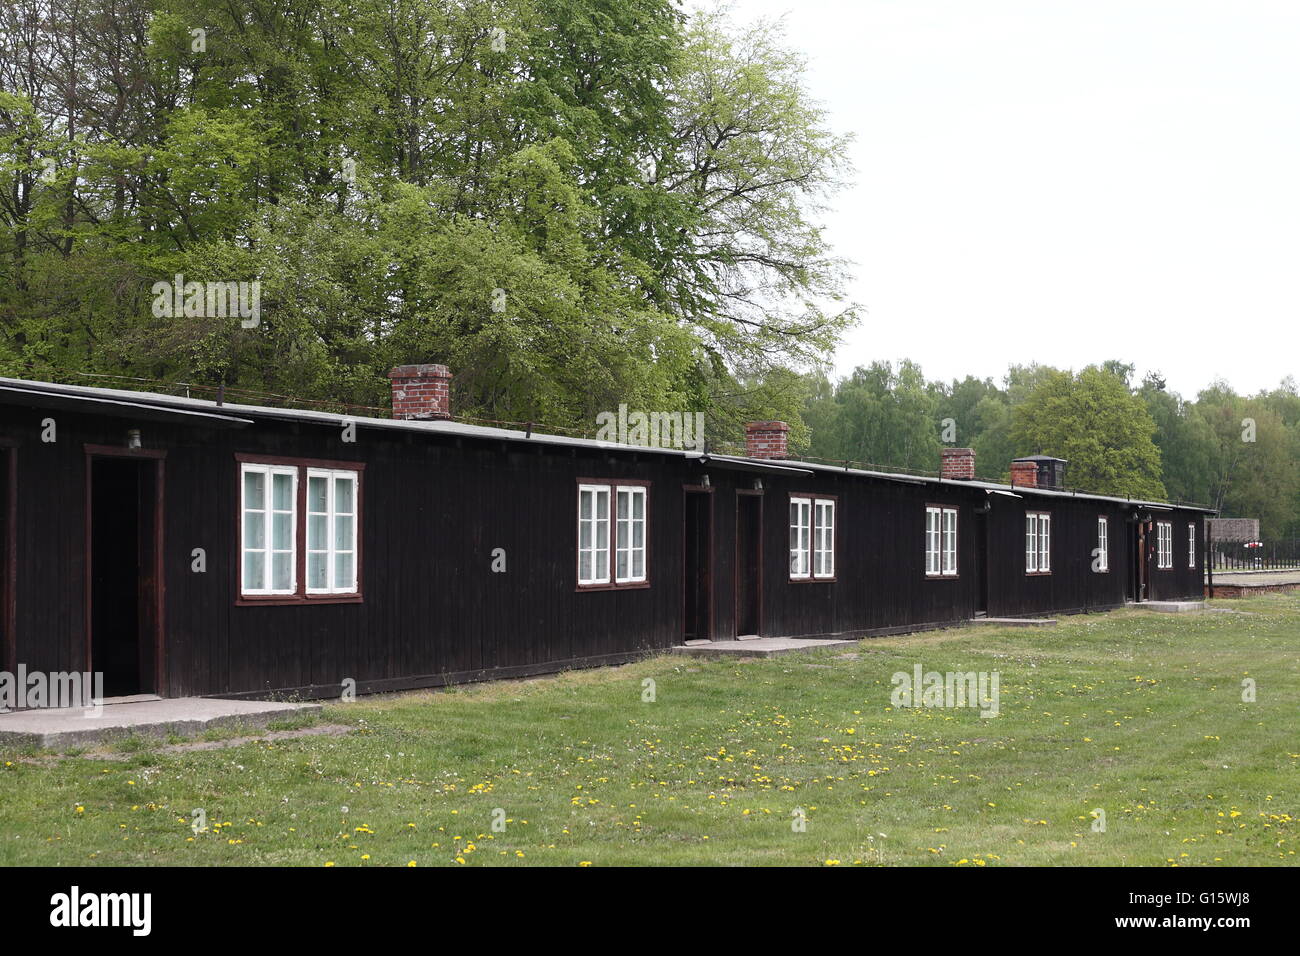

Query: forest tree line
[[800, 360, 1300, 540], [2, 1, 1294, 536]]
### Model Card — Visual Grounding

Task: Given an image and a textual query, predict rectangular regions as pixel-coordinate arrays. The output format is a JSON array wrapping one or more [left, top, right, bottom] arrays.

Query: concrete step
[[1139, 600, 1209, 613], [0, 697, 322, 750], [968, 617, 1057, 627], [672, 637, 858, 659]]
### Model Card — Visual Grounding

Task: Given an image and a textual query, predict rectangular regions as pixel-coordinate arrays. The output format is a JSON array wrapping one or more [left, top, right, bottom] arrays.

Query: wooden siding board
[[0, 401, 1208, 698]]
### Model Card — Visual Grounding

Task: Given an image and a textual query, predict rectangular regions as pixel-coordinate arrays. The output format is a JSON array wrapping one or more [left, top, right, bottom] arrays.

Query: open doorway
[[735, 491, 762, 636], [86, 450, 164, 697], [682, 487, 712, 642]]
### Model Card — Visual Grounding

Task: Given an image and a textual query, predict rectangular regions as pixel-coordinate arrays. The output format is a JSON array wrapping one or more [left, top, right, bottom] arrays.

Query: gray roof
[[769, 457, 1215, 512], [0, 376, 1214, 512]]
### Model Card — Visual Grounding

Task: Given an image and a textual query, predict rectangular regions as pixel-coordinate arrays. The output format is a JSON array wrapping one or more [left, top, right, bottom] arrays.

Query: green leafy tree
[[1138, 371, 1216, 506], [1196, 382, 1298, 538], [0, 0, 858, 437], [804, 360, 940, 472], [1010, 365, 1165, 499]]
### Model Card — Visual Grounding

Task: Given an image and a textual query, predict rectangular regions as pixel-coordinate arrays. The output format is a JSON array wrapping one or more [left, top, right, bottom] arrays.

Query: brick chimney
[[745, 421, 790, 460], [1009, 460, 1038, 488], [940, 447, 975, 480], [388, 364, 452, 420]]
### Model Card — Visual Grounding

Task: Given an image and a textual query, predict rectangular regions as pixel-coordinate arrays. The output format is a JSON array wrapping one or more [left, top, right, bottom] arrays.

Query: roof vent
[[1012, 456, 1067, 490]]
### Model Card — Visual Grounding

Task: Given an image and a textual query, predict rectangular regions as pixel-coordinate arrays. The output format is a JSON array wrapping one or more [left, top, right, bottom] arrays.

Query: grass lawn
[[2, 595, 1298, 867]]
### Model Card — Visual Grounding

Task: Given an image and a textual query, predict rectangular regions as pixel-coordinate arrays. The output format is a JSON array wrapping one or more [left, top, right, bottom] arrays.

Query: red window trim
[[235, 453, 365, 606]]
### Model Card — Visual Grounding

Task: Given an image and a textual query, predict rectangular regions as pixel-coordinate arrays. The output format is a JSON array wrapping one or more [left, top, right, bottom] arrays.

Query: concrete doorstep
[[1138, 600, 1209, 613], [672, 637, 858, 659], [969, 617, 1058, 627], [0, 697, 321, 750]]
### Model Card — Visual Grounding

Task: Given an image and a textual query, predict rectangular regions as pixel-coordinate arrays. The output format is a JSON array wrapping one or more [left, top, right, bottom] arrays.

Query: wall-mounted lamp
[[125, 429, 142, 450], [753, 478, 764, 491], [700, 474, 710, 488]]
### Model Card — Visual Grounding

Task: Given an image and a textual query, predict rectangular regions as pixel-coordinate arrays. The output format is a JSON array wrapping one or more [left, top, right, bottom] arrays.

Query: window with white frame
[[616, 486, 647, 583], [814, 499, 835, 578], [926, 506, 958, 577], [1188, 523, 1197, 568], [1156, 521, 1173, 569], [1026, 511, 1051, 573], [1096, 516, 1109, 572], [577, 482, 647, 588], [578, 484, 611, 585], [789, 497, 811, 578], [239, 458, 363, 600], [790, 495, 835, 580], [306, 469, 358, 594], [242, 463, 298, 595]]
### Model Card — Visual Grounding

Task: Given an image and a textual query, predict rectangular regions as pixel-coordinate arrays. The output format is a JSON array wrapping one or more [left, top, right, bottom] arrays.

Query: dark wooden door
[[683, 489, 712, 641], [735, 492, 762, 636], [974, 509, 989, 615], [1135, 521, 1148, 602]]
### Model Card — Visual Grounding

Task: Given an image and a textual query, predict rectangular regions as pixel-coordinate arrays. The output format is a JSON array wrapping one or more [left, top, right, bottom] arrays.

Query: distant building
[[1206, 517, 1260, 543]]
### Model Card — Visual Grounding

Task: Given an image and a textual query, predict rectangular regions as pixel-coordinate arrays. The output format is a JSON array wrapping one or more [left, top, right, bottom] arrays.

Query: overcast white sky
[[720, 0, 1300, 397]]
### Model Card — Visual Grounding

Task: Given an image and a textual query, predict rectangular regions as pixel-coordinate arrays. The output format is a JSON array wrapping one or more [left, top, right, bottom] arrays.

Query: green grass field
[[3, 595, 1298, 866]]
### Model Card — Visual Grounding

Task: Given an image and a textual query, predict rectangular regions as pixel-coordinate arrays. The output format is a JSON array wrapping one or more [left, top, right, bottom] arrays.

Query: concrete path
[[1209, 570, 1300, 587], [672, 637, 858, 659], [0, 697, 321, 750], [970, 617, 1057, 627]]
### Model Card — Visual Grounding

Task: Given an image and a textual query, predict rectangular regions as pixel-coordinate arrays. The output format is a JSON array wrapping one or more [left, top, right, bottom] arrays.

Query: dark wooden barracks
[[0, 367, 1211, 699]]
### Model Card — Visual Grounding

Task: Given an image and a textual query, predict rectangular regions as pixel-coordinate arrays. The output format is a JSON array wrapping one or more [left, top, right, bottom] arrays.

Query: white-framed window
[[926, 506, 958, 577], [1027, 512, 1051, 573], [578, 481, 647, 588], [1096, 516, 1109, 572], [1156, 521, 1173, 569], [241, 463, 298, 595], [789, 496, 812, 579], [790, 495, 835, 580], [578, 484, 612, 586], [1188, 523, 1197, 568], [238, 458, 363, 600], [814, 499, 835, 578], [942, 507, 957, 576], [615, 486, 647, 584], [306, 468, 358, 594]]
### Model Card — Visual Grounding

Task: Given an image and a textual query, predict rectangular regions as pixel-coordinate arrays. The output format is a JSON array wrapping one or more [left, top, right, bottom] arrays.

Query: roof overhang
[[0, 384, 254, 428], [695, 454, 815, 477]]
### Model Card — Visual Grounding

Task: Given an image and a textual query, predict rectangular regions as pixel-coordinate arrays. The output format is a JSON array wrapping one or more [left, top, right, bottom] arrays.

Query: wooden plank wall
[[0, 400, 1210, 698]]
